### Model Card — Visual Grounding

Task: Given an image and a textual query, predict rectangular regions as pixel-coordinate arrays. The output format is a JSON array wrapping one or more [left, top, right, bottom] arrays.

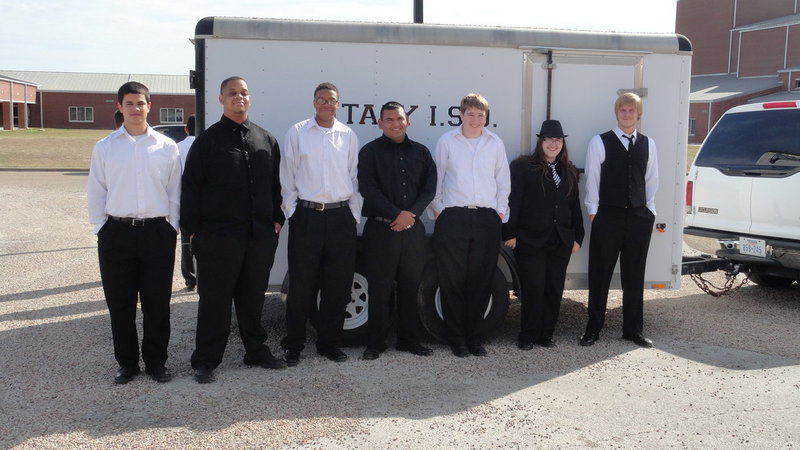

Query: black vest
[[598, 130, 648, 208]]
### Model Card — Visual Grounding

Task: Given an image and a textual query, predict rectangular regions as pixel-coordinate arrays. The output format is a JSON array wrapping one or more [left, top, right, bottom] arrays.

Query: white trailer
[[191, 17, 692, 340]]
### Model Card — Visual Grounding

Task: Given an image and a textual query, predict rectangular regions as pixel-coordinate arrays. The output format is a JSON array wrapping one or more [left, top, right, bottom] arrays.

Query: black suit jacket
[[502, 158, 585, 249]]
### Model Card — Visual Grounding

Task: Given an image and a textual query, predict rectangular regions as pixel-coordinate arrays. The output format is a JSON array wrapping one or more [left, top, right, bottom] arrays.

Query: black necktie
[[623, 134, 635, 149], [549, 163, 561, 187]]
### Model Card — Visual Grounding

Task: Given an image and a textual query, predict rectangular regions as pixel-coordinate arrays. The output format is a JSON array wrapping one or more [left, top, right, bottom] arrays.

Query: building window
[[794, 79, 800, 90], [160, 108, 184, 124], [69, 106, 94, 123], [688, 118, 696, 137]]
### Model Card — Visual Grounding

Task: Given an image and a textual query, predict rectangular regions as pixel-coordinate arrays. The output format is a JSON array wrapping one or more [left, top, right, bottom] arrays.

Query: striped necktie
[[549, 163, 561, 187]]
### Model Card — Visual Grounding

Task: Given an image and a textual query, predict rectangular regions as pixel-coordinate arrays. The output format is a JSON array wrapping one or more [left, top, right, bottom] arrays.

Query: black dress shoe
[[244, 352, 287, 369], [284, 349, 300, 367], [194, 366, 214, 384], [451, 345, 470, 358], [395, 342, 433, 356], [580, 332, 600, 346], [185, 282, 196, 292], [145, 366, 172, 383], [362, 348, 382, 360], [622, 334, 653, 348], [114, 366, 140, 384], [317, 347, 348, 362], [535, 338, 556, 348], [468, 343, 487, 357], [517, 340, 534, 351]]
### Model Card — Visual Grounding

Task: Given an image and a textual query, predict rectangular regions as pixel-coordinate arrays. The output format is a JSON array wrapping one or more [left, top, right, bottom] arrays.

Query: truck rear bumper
[[684, 227, 800, 270]]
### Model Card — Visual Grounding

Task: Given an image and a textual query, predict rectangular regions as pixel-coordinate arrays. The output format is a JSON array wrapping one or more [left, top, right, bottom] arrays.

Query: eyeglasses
[[314, 98, 339, 106]]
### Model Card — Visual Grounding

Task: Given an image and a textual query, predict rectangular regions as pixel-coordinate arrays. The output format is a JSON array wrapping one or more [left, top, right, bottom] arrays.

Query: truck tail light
[[685, 180, 693, 213]]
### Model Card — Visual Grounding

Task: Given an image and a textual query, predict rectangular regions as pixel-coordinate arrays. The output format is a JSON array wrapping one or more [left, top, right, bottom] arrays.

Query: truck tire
[[418, 265, 510, 343], [747, 272, 796, 288]]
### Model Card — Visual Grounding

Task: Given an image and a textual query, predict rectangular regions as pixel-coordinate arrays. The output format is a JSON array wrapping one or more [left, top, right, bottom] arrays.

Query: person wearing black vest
[[503, 120, 584, 350], [581, 93, 659, 348], [358, 101, 437, 360], [181, 76, 287, 383]]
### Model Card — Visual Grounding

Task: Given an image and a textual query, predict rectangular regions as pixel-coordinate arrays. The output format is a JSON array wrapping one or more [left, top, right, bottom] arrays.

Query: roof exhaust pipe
[[414, 0, 423, 23]]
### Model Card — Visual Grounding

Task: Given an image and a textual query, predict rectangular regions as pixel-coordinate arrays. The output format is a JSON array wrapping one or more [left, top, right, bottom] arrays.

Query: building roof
[[749, 90, 800, 103], [0, 70, 192, 95], [0, 74, 39, 86], [690, 74, 781, 103], [732, 13, 800, 32]]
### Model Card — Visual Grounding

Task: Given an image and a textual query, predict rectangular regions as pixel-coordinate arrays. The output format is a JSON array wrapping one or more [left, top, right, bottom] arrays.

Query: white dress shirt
[[177, 135, 195, 172], [584, 126, 659, 216], [431, 127, 511, 222], [280, 117, 362, 222], [87, 126, 182, 233]]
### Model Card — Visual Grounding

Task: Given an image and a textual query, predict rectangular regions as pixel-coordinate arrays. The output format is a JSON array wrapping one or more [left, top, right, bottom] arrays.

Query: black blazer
[[502, 158, 585, 249]]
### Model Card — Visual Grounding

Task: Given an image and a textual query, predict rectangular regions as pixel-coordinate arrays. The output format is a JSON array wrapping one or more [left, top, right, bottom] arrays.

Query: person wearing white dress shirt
[[87, 81, 181, 384], [430, 93, 511, 358], [580, 92, 659, 349], [176, 114, 196, 291], [279, 82, 361, 365]]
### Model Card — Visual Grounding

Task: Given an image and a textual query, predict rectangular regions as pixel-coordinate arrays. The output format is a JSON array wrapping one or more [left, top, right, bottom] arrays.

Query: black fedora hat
[[536, 120, 568, 138]]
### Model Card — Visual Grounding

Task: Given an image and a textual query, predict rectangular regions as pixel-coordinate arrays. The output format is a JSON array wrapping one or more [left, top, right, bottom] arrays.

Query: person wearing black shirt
[[502, 120, 584, 350], [181, 76, 286, 383], [357, 101, 437, 360]]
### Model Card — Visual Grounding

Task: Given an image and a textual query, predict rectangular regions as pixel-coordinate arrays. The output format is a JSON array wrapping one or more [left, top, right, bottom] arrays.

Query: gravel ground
[[1, 171, 799, 448]]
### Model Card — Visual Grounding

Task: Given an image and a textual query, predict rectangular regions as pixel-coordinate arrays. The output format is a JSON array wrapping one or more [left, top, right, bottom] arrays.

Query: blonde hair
[[459, 93, 489, 113], [615, 92, 643, 117]]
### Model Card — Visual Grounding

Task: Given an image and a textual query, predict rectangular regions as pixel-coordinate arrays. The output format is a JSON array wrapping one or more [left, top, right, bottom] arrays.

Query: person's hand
[[433, 210, 440, 220], [390, 210, 416, 232], [589, 214, 595, 222], [274, 222, 282, 234], [190, 233, 195, 242], [572, 241, 581, 254], [498, 212, 505, 220], [504, 238, 516, 249]]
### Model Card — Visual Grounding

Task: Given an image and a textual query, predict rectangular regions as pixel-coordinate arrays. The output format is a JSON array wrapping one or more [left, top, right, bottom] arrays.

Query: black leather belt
[[372, 216, 393, 224], [109, 216, 166, 226], [297, 200, 348, 211]]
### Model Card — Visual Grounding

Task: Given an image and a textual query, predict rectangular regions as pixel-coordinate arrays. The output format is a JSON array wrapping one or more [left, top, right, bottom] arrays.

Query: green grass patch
[[0, 128, 108, 169]]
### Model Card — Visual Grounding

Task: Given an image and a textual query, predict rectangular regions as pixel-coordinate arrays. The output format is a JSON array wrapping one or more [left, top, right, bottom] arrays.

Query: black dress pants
[[433, 207, 501, 347], [586, 205, 655, 336], [179, 227, 196, 287], [363, 218, 427, 350], [281, 206, 357, 352], [97, 218, 176, 369], [190, 232, 278, 370], [514, 237, 571, 344]]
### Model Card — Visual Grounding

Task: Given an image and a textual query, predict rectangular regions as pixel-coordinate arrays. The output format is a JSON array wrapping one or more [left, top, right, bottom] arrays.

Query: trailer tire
[[418, 265, 510, 343], [747, 272, 796, 288]]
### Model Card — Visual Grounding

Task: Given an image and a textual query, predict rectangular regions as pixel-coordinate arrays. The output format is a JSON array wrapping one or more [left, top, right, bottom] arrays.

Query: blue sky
[[0, 0, 677, 75]]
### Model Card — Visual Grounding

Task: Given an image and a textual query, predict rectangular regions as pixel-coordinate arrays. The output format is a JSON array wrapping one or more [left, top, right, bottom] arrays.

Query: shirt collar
[[220, 114, 251, 131], [379, 134, 409, 146], [613, 126, 637, 140]]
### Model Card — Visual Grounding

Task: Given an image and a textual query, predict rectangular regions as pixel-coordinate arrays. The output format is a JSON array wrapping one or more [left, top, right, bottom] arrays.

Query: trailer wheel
[[418, 265, 510, 343], [747, 272, 796, 288], [280, 266, 371, 344]]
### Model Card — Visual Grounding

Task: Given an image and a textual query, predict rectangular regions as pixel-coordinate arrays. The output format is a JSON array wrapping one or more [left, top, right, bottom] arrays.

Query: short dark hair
[[185, 114, 196, 136], [220, 76, 246, 94], [113, 110, 124, 128], [314, 82, 339, 98], [380, 101, 406, 120], [117, 81, 150, 104]]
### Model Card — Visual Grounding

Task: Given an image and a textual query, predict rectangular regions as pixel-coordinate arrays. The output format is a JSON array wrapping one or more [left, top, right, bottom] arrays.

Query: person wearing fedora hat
[[503, 119, 584, 350]]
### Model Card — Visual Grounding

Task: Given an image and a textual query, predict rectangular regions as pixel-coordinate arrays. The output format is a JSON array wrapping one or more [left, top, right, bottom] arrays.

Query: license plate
[[739, 237, 766, 258]]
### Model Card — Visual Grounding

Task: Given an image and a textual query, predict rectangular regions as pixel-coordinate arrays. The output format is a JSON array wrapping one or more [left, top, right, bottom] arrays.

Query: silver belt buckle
[[315, 202, 325, 211], [131, 218, 145, 226]]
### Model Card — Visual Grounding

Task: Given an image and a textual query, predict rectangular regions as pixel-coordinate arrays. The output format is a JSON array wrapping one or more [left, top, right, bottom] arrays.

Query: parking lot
[[1, 170, 799, 448]]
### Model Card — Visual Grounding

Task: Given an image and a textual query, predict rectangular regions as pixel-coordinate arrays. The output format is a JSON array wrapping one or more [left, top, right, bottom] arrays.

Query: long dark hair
[[516, 137, 580, 195]]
